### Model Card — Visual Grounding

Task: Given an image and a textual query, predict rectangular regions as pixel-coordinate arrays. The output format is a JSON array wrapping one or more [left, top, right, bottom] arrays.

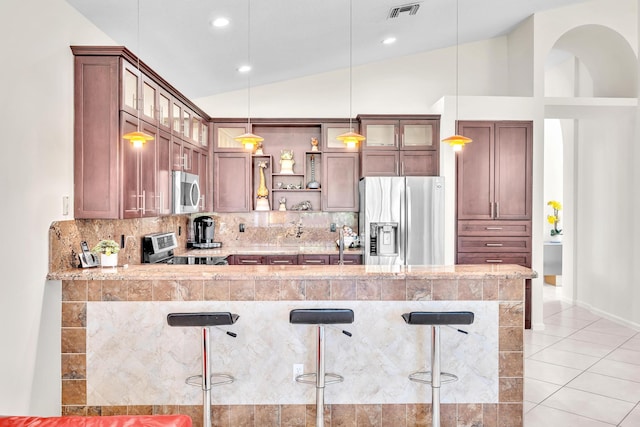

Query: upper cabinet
[[72, 46, 211, 219], [358, 115, 440, 177], [456, 121, 533, 221]]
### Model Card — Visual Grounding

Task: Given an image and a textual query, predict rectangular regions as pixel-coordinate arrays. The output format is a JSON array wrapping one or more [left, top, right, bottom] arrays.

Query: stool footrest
[[186, 373, 235, 388], [295, 372, 344, 385], [409, 371, 458, 385]]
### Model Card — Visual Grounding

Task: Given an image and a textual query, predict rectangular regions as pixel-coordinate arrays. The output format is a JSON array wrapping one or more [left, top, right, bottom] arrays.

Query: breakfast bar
[[48, 263, 534, 427]]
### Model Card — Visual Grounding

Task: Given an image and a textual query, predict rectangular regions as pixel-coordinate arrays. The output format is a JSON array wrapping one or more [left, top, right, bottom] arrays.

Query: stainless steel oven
[[172, 171, 201, 213]]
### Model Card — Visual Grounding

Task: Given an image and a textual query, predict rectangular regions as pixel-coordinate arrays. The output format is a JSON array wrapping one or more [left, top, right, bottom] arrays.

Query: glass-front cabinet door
[[182, 109, 191, 140], [141, 77, 157, 124], [122, 61, 139, 116], [360, 119, 398, 150], [322, 122, 361, 152], [172, 101, 182, 137], [213, 123, 248, 151], [400, 120, 439, 151], [158, 91, 171, 131]]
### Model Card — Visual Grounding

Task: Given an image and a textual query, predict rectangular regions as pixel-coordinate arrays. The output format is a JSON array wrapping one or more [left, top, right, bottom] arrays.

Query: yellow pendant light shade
[[123, 130, 155, 148], [336, 131, 365, 149], [235, 132, 264, 150], [442, 134, 472, 152]]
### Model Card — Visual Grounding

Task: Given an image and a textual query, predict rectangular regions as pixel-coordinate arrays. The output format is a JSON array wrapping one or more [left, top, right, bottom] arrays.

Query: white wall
[[0, 0, 116, 416]]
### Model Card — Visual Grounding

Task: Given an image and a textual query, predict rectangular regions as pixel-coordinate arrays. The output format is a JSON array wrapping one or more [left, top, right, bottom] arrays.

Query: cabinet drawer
[[457, 236, 531, 253], [267, 255, 298, 265], [298, 255, 330, 265], [234, 255, 265, 265], [457, 220, 531, 237], [330, 254, 362, 265], [457, 252, 531, 268]]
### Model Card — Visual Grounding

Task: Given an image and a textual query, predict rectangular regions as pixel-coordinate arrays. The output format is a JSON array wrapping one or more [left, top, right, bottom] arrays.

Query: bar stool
[[402, 311, 474, 427], [167, 312, 239, 427], [290, 308, 354, 427]]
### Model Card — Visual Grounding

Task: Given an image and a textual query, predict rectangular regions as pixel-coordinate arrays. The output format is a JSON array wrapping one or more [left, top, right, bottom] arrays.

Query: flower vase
[[550, 233, 562, 243], [100, 253, 118, 268]]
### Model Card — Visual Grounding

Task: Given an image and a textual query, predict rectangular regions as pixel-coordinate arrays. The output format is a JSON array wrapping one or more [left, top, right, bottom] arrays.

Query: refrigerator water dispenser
[[370, 222, 399, 256]]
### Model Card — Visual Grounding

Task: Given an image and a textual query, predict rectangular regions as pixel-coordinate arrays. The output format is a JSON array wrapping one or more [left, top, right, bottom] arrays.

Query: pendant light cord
[[455, 0, 459, 124], [348, 0, 354, 131], [247, 0, 252, 128], [136, 0, 142, 132]]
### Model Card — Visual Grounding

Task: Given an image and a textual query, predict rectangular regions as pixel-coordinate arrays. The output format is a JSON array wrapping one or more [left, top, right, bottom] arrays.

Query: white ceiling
[[65, 0, 592, 99]]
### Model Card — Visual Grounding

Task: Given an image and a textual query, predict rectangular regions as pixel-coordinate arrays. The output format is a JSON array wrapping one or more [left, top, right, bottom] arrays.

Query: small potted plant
[[92, 239, 120, 267]]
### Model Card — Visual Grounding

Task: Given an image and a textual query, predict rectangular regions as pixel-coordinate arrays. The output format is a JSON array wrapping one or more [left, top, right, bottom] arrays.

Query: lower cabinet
[[230, 253, 362, 265]]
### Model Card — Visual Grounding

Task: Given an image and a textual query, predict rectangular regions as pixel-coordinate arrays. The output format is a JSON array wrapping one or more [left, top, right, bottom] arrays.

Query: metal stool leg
[[431, 325, 441, 427], [201, 327, 212, 427], [315, 325, 325, 427]]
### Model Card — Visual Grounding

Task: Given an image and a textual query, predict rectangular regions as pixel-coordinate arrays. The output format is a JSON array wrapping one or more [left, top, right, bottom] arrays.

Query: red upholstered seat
[[0, 415, 192, 427]]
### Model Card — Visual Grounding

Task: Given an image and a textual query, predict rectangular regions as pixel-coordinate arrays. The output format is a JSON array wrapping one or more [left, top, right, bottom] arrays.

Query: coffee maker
[[192, 216, 220, 248]]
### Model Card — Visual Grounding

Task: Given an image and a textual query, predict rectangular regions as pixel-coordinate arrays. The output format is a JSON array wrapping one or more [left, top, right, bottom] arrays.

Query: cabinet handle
[[240, 260, 259, 264], [272, 260, 291, 264], [485, 259, 503, 263], [304, 260, 323, 264], [485, 227, 503, 230], [485, 243, 503, 247], [496, 202, 500, 219], [401, 161, 405, 175], [141, 191, 146, 214], [490, 202, 494, 218]]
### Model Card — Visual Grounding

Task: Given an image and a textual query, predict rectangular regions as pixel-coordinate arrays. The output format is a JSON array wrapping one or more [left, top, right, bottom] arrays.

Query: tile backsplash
[[49, 212, 358, 271]]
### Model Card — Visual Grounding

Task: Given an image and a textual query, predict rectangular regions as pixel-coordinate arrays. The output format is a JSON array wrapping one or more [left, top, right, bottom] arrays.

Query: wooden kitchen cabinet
[[298, 254, 331, 265], [359, 115, 440, 177], [456, 121, 532, 220], [72, 46, 211, 219], [214, 152, 251, 212], [455, 120, 533, 328], [322, 152, 359, 211], [330, 254, 362, 265]]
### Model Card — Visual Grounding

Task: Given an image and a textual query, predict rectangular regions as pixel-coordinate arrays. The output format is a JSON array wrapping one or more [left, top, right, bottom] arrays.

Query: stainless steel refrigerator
[[359, 176, 445, 265]]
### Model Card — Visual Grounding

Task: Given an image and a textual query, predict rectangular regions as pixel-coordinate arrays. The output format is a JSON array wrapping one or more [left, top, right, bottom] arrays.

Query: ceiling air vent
[[387, 2, 421, 19]]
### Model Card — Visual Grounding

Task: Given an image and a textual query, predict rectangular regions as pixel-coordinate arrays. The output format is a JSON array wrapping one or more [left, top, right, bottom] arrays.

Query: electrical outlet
[[239, 223, 245, 232], [293, 364, 304, 382]]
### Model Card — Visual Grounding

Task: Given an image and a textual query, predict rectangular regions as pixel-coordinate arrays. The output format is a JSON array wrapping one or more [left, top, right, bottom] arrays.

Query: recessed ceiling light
[[382, 37, 397, 45], [237, 65, 251, 73], [212, 17, 230, 27]]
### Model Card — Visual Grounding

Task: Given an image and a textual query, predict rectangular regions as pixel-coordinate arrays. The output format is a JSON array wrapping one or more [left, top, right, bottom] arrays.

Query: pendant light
[[442, 0, 471, 152], [336, 0, 365, 149], [235, 0, 263, 151], [122, 0, 154, 148]]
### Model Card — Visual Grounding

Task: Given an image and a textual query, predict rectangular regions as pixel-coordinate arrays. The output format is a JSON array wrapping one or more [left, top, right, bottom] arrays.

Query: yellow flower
[[547, 200, 562, 210], [547, 215, 557, 225]]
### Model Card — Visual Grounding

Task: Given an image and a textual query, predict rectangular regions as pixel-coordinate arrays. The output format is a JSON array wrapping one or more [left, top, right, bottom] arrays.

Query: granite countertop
[[47, 263, 536, 281]]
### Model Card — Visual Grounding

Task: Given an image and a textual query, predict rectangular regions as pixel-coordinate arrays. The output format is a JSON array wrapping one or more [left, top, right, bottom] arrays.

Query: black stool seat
[[290, 308, 354, 325], [167, 312, 239, 327], [402, 311, 474, 326]]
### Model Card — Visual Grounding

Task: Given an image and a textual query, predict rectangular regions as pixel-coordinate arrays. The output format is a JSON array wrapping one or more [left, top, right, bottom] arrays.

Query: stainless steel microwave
[[172, 171, 201, 214]]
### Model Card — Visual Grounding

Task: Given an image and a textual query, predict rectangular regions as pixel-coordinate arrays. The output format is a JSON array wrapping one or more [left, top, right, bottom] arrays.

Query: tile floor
[[524, 284, 640, 426]]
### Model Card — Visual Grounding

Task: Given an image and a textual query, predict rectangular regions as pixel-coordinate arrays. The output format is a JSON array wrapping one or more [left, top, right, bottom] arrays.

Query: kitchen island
[[48, 263, 534, 427]]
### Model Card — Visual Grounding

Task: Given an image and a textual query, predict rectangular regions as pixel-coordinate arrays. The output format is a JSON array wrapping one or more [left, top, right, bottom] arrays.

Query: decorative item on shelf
[[278, 197, 287, 211], [336, 0, 365, 149], [442, 0, 472, 152], [291, 200, 312, 211], [254, 140, 264, 155], [276, 182, 283, 189], [122, 0, 154, 148], [547, 200, 563, 242], [92, 239, 120, 268], [255, 161, 270, 211], [307, 154, 321, 189], [310, 137, 319, 152], [280, 150, 295, 174]]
